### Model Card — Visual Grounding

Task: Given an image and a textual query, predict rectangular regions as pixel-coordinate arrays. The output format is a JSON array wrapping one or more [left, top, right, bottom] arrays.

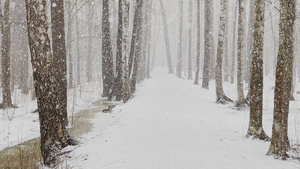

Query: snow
[[63, 68, 300, 169], [0, 82, 102, 152]]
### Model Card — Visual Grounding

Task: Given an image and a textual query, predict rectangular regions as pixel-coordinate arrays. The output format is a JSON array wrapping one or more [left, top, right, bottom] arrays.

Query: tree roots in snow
[[246, 129, 270, 141], [0, 103, 18, 109], [233, 99, 249, 110], [216, 94, 233, 104]]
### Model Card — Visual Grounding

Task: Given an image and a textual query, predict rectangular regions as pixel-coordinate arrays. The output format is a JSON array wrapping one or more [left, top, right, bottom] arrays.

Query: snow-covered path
[[67, 68, 299, 169]]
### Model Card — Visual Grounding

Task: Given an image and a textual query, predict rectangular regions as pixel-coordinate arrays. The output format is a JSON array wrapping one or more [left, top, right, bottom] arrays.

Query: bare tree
[[159, 0, 174, 74], [202, 0, 213, 89], [176, 0, 183, 78], [235, 0, 247, 108], [267, 0, 296, 159], [130, 0, 144, 93], [25, 0, 77, 166], [187, 0, 193, 80], [0, 0, 17, 109], [215, 0, 233, 104], [231, 1, 238, 84], [246, 0, 269, 140], [194, 0, 201, 85], [102, 0, 114, 97]]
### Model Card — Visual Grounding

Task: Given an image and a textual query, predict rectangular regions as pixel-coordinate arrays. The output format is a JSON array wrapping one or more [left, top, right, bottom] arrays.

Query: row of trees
[[170, 0, 295, 159], [14, 0, 153, 167]]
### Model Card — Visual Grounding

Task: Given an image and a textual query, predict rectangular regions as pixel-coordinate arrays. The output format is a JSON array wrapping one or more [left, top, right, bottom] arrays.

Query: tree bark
[[231, 1, 238, 84], [202, 0, 213, 89], [102, 0, 114, 97], [176, 0, 183, 78], [0, 0, 16, 109], [246, 0, 269, 140], [130, 0, 144, 93], [51, 0, 68, 127], [235, 0, 247, 108], [267, 0, 295, 159], [194, 0, 201, 85], [188, 0, 193, 80], [215, 0, 233, 104], [26, 0, 66, 166]]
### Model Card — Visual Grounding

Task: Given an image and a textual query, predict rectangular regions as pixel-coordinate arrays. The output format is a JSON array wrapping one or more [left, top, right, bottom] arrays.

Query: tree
[[235, 0, 247, 108], [110, 0, 124, 101], [194, 0, 201, 85], [202, 0, 213, 89], [130, 0, 144, 93], [246, 0, 269, 140], [215, 0, 233, 104], [102, 0, 114, 97], [0, 0, 17, 109], [267, 0, 295, 159], [159, 0, 174, 74], [187, 0, 193, 80], [231, 1, 238, 84], [51, 0, 68, 126], [176, 0, 183, 78], [86, 0, 94, 82], [25, 0, 76, 166]]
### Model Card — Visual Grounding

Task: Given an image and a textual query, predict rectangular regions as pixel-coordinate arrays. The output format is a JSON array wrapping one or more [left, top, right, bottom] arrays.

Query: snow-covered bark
[[215, 0, 233, 104], [267, 0, 296, 159], [246, 0, 269, 140], [235, 0, 247, 108]]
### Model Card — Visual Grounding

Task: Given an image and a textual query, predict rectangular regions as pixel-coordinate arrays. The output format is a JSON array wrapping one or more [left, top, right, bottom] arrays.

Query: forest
[[0, 0, 300, 168]]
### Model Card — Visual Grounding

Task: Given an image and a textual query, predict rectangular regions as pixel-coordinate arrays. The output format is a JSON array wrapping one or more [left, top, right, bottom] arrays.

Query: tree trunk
[[86, 2, 94, 82], [202, 0, 213, 89], [26, 0, 68, 166], [231, 1, 238, 84], [215, 0, 233, 104], [110, 0, 124, 101], [51, 0, 68, 127], [223, 0, 230, 82], [188, 0, 193, 80], [76, 0, 81, 85], [0, 0, 16, 109], [102, 0, 114, 97], [130, 0, 144, 93], [146, 0, 152, 79], [246, 0, 269, 140], [176, 0, 183, 78], [194, 0, 201, 85], [159, 0, 174, 74], [267, 0, 295, 158], [235, 0, 247, 108]]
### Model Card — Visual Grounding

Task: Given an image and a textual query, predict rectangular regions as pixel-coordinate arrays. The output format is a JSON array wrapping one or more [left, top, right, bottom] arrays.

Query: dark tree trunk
[[26, 0, 66, 166], [159, 0, 174, 74], [246, 0, 269, 140], [130, 0, 144, 93], [102, 0, 114, 97], [194, 0, 201, 85], [110, 0, 124, 101], [267, 0, 295, 159], [51, 0, 68, 127]]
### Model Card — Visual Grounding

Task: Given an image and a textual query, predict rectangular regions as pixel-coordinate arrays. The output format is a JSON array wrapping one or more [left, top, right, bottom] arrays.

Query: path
[[67, 68, 299, 169]]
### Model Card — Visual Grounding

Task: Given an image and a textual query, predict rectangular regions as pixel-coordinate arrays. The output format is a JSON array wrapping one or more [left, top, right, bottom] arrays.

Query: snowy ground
[[0, 82, 102, 152], [63, 68, 300, 169]]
